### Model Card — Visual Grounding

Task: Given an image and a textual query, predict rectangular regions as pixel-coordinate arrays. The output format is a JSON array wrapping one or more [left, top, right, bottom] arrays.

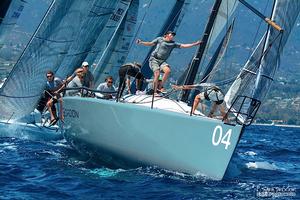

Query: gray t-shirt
[[150, 37, 181, 61], [46, 77, 62, 92], [66, 76, 83, 96], [83, 70, 94, 88]]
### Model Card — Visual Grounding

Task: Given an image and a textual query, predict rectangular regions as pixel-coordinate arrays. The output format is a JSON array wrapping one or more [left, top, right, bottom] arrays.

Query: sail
[[0, 0, 96, 120], [55, 0, 124, 79], [93, 0, 139, 86], [85, 0, 132, 69], [200, 20, 234, 83], [180, 0, 238, 101], [225, 0, 300, 121], [0, 0, 25, 49]]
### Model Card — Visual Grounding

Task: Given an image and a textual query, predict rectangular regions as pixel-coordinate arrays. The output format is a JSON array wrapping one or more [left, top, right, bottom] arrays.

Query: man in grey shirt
[[136, 31, 202, 93], [65, 68, 84, 96]]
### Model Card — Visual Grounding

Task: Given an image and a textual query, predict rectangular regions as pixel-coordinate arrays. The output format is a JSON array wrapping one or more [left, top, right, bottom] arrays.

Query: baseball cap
[[165, 30, 176, 36], [82, 61, 89, 67]]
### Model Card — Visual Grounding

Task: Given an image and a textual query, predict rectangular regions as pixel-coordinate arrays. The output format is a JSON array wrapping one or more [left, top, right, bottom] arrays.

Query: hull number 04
[[212, 125, 232, 150]]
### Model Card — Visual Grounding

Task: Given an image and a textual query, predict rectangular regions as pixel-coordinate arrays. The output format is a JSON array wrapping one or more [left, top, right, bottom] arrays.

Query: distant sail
[[0, 0, 25, 48], [0, 0, 96, 119], [55, 0, 124, 78], [93, 0, 139, 86], [225, 0, 300, 122]]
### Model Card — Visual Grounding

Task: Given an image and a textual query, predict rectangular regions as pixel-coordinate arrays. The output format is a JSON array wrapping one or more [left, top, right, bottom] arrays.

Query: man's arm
[[180, 40, 202, 48], [136, 39, 156, 46], [172, 84, 198, 90]]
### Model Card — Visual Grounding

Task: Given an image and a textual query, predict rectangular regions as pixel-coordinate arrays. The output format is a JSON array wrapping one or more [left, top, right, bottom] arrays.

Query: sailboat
[[0, 0, 133, 129], [62, 0, 300, 180]]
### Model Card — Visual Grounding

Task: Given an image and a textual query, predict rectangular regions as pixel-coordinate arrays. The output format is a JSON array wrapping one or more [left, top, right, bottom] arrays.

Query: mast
[[180, 0, 222, 102]]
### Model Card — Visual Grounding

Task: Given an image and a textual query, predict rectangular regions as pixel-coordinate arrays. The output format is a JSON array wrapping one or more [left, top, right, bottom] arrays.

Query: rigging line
[[34, 36, 74, 43], [0, 93, 40, 98]]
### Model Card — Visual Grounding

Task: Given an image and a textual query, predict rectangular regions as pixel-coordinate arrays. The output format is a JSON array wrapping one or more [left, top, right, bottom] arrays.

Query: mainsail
[[0, 0, 96, 120], [92, 0, 139, 86], [180, 0, 238, 102], [225, 0, 300, 122]]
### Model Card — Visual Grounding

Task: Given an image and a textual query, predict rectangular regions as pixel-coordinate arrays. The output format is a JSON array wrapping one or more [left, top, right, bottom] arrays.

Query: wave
[[0, 122, 63, 141], [245, 161, 280, 171]]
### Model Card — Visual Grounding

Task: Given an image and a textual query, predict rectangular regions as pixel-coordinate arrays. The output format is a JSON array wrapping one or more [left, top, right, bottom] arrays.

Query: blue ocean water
[[0, 124, 299, 199]]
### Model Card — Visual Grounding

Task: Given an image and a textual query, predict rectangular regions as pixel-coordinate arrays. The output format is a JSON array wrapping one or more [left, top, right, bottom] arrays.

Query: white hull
[[63, 95, 243, 180]]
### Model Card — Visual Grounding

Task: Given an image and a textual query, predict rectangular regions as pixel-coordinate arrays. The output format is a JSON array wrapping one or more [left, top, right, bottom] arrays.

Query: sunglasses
[[47, 75, 53, 78], [107, 81, 113, 83]]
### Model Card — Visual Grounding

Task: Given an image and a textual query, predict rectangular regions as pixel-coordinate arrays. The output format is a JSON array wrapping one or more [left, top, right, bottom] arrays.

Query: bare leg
[[153, 70, 160, 93], [219, 103, 228, 122], [59, 98, 64, 121], [46, 99, 55, 121], [161, 65, 171, 86], [208, 102, 218, 118], [192, 94, 201, 114]]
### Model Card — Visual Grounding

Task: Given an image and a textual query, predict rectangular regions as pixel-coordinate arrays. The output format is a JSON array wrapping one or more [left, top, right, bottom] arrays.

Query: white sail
[[225, 0, 300, 122]]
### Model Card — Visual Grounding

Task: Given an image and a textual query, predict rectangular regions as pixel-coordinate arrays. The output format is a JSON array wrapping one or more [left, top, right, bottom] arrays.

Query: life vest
[[204, 86, 224, 105]]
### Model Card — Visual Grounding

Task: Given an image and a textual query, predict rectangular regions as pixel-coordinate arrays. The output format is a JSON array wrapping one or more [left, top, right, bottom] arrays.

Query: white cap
[[82, 61, 89, 67]]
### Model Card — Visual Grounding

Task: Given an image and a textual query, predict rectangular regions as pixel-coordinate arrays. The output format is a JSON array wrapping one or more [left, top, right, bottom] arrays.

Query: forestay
[[225, 0, 300, 122]]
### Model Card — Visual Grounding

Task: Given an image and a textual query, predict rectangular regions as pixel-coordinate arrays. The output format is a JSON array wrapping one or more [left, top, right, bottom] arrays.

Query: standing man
[[136, 31, 202, 93], [81, 61, 94, 89]]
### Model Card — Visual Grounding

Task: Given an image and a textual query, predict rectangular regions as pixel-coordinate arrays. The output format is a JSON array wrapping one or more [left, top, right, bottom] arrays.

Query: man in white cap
[[82, 61, 94, 89]]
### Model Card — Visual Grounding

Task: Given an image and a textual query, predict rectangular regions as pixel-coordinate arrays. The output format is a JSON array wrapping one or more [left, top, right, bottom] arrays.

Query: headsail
[[0, 0, 96, 120], [225, 0, 300, 122], [180, 0, 238, 102]]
